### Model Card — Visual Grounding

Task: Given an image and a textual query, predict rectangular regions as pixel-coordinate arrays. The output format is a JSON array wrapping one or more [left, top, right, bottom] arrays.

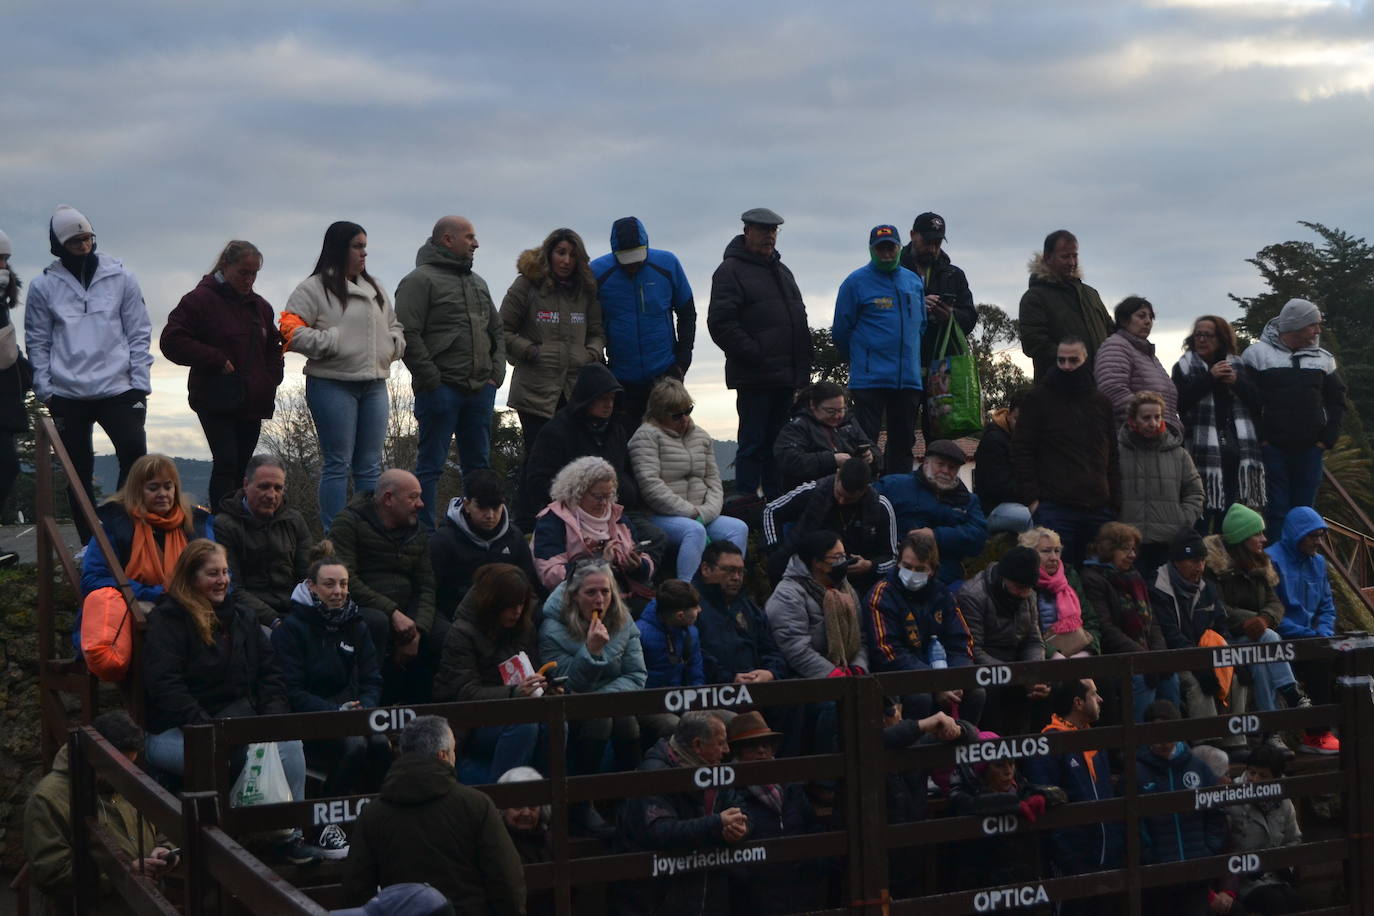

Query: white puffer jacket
[[628, 420, 724, 522], [283, 273, 404, 381]]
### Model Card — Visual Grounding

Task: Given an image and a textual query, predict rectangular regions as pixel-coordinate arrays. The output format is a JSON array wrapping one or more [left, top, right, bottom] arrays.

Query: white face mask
[[898, 568, 929, 591]]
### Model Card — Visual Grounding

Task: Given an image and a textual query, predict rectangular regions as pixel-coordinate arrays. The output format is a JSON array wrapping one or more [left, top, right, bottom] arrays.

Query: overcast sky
[[4, 0, 1371, 458]]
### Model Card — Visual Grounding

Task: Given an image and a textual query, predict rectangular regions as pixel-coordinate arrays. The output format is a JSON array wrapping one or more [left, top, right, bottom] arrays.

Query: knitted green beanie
[[1222, 504, 1265, 545]]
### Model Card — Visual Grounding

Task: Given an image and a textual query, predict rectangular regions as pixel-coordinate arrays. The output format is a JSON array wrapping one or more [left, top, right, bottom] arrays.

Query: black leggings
[[197, 412, 262, 511], [49, 392, 147, 544]]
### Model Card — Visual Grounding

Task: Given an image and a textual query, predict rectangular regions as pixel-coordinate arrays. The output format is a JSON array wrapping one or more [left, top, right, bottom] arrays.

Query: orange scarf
[[125, 506, 189, 587]]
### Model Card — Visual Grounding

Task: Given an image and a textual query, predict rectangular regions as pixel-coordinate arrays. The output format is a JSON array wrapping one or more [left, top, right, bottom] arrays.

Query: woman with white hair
[[532, 455, 654, 597], [1017, 526, 1099, 658], [629, 377, 748, 579], [539, 559, 645, 833]]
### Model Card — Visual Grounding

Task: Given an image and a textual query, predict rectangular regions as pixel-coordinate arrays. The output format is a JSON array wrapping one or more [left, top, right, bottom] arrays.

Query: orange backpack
[[81, 587, 134, 682]]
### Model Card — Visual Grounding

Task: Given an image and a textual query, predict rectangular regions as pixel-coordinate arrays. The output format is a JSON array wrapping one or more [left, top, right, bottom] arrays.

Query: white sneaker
[[315, 823, 350, 859]]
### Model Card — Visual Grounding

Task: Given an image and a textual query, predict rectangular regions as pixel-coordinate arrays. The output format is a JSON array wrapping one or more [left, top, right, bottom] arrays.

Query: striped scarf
[[1175, 351, 1265, 511]]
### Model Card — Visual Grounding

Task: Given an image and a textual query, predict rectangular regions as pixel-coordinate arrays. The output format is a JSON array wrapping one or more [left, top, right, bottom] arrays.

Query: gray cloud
[[4, 0, 1370, 456]]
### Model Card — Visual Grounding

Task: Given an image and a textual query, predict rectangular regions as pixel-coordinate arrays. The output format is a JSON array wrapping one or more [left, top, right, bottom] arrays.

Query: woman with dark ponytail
[[773, 381, 880, 490], [161, 240, 284, 510], [279, 222, 405, 530]]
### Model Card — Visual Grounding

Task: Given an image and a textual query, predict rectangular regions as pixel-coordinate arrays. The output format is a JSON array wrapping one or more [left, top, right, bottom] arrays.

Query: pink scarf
[[575, 504, 612, 547], [1038, 564, 1083, 634]]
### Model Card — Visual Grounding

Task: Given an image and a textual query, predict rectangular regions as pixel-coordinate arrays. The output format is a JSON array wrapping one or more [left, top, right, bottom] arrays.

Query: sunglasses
[[671, 406, 694, 420]]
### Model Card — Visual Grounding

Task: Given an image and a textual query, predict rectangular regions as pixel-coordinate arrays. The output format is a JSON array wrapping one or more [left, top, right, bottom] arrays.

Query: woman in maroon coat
[[160, 241, 284, 510]]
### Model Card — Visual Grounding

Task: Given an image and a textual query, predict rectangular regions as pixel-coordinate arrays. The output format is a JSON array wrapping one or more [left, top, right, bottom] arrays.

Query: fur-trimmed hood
[[516, 246, 551, 284], [1027, 251, 1081, 285], [1203, 534, 1279, 586]]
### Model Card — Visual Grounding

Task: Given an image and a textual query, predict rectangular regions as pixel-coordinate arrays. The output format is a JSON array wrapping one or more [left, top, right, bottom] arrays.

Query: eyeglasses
[[671, 406, 694, 420], [818, 406, 847, 417], [66, 234, 96, 246], [584, 490, 615, 504], [714, 564, 746, 578], [1192, 331, 1216, 340]]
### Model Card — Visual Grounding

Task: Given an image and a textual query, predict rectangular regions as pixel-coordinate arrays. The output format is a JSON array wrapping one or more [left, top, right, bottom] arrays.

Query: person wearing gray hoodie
[[25, 205, 152, 544]]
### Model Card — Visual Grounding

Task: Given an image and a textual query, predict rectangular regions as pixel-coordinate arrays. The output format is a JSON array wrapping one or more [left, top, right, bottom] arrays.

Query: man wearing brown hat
[[720, 713, 824, 914], [874, 439, 987, 586], [707, 208, 812, 499]]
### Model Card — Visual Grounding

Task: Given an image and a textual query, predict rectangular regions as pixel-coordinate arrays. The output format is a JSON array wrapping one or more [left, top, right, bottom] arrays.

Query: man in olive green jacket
[[23, 711, 171, 915], [1018, 229, 1113, 380], [330, 469, 439, 704], [396, 216, 507, 530]]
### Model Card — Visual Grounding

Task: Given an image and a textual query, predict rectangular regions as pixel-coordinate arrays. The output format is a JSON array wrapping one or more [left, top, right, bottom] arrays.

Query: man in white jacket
[[25, 205, 152, 545]]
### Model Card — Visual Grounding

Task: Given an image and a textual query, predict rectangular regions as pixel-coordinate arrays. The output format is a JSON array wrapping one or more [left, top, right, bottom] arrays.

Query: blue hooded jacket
[[1267, 506, 1336, 638], [831, 261, 925, 390], [636, 598, 705, 689], [591, 218, 696, 385]]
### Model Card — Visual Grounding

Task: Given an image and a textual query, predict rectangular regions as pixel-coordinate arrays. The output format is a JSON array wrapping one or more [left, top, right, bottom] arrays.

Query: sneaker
[[0, 550, 17, 569], [315, 824, 350, 860], [1300, 731, 1340, 755], [73, 545, 87, 563], [1264, 734, 1296, 760], [273, 829, 324, 866]]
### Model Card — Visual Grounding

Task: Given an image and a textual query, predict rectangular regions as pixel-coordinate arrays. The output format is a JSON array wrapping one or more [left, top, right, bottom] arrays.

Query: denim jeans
[[1262, 444, 1324, 540], [305, 376, 389, 531], [145, 727, 307, 802], [735, 388, 794, 499], [414, 382, 496, 530], [1132, 672, 1181, 723], [650, 513, 750, 579], [1232, 629, 1297, 711], [463, 722, 541, 784]]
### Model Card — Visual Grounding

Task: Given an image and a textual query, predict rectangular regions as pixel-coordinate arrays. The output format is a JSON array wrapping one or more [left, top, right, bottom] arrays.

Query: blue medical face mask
[[898, 568, 930, 591]]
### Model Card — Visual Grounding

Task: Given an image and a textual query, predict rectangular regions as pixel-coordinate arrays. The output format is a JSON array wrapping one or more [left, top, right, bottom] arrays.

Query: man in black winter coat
[[215, 454, 313, 627], [762, 458, 897, 593], [517, 361, 641, 528], [707, 208, 812, 500], [431, 468, 539, 618], [972, 389, 1027, 516], [615, 712, 751, 916], [899, 212, 978, 435]]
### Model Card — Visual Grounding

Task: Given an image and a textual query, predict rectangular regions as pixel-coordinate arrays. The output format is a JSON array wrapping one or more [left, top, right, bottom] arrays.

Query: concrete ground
[[0, 522, 83, 566]]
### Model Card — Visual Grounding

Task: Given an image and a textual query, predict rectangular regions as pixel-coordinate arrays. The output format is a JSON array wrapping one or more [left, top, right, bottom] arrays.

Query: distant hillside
[[92, 455, 213, 507], [93, 444, 734, 505]]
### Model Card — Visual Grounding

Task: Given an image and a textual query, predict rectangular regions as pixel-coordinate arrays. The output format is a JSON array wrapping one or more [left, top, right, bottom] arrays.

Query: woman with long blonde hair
[[143, 540, 320, 863], [77, 454, 212, 650]]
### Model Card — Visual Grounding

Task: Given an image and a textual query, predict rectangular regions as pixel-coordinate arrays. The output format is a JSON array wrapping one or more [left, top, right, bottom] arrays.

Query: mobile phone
[[939, 294, 958, 305], [162, 847, 182, 868], [549, 676, 570, 689]]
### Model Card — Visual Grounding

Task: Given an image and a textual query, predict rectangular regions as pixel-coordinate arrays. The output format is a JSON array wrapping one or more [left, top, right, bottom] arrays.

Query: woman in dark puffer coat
[[773, 381, 879, 490], [434, 563, 545, 782], [159, 240, 284, 510]]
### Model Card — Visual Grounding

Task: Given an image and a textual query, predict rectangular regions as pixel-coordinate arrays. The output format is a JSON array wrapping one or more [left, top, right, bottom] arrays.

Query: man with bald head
[[330, 468, 441, 702], [396, 216, 505, 530]]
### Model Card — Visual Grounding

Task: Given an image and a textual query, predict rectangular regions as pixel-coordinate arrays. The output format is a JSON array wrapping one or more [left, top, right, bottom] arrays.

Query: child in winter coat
[[1224, 744, 1303, 914], [636, 579, 705, 745]]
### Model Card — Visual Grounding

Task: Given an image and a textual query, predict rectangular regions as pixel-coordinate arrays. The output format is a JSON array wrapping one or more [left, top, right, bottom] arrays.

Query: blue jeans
[[145, 728, 307, 802], [462, 722, 541, 784], [735, 388, 793, 499], [1132, 673, 1181, 723], [1233, 630, 1297, 711], [651, 513, 750, 580], [1262, 445, 1324, 540], [306, 376, 389, 531], [1033, 502, 1115, 570], [414, 382, 497, 530]]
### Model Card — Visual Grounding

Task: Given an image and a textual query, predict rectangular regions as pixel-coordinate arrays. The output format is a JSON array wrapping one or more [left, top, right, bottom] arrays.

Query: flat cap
[[741, 207, 784, 227], [923, 439, 966, 466]]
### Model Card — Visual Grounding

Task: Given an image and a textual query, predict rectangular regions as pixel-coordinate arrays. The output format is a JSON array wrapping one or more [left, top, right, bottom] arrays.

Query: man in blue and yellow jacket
[[832, 224, 926, 476]]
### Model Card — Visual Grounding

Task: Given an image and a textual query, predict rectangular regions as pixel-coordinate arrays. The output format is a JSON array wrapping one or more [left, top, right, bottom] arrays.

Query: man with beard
[[899, 212, 978, 433], [1018, 229, 1113, 380], [1022, 679, 1122, 909], [1012, 337, 1120, 568], [832, 224, 926, 476], [874, 438, 987, 587]]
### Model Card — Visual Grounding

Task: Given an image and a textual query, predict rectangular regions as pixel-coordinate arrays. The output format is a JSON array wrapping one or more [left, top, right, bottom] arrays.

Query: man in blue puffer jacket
[[832, 224, 926, 477], [1267, 505, 1341, 754], [591, 217, 696, 432]]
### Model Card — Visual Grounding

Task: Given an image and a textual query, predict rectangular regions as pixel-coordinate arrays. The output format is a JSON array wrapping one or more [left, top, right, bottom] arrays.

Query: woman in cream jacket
[[628, 378, 747, 579], [281, 221, 404, 530]]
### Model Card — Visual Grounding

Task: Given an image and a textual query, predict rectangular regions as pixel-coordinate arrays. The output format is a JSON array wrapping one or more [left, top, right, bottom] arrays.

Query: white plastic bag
[[230, 742, 291, 807]]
